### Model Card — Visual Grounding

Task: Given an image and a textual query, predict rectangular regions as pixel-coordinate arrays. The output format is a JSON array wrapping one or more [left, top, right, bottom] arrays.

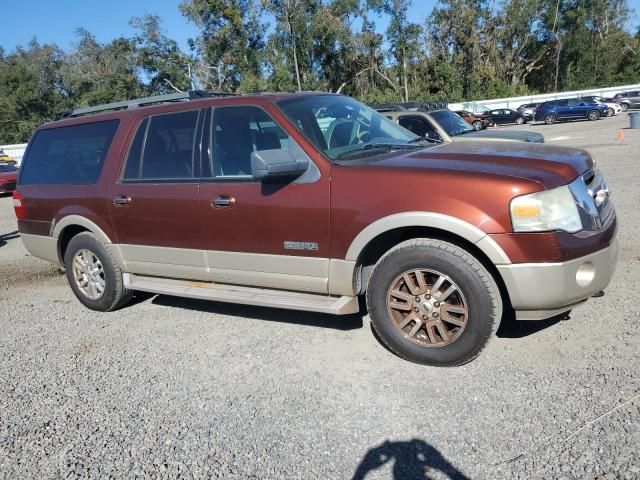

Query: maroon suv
[[14, 91, 618, 366]]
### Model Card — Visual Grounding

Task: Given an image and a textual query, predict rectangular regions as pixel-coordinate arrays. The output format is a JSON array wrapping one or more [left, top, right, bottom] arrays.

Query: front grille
[[569, 167, 613, 231], [583, 168, 613, 224]]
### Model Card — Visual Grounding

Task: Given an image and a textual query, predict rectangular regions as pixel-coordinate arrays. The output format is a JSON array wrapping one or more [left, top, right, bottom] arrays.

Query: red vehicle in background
[[453, 110, 493, 130], [0, 162, 18, 195]]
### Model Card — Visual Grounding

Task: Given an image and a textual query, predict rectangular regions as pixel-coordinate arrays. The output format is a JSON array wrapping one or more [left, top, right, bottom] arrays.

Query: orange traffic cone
[[616, 130, 625, 142]]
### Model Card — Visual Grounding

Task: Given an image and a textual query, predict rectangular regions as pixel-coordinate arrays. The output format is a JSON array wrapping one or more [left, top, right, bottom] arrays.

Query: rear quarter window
[[20, 120, 119, 185]]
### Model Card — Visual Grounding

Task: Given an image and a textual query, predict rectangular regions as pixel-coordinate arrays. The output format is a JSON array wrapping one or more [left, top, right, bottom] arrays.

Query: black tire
[[607, 107, 614, 117], [620, 103, 629, 112], [366, 239, 502, 366], [516, 116, 525, 125], [472, 120, 483, 131], [587, 109, 601, 121], [544, 114, 556, 125], [63, 232, 132, 312]]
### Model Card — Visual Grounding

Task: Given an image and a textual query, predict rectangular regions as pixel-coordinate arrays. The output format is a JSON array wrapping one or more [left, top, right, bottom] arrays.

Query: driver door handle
[[212, 195, 235, 208], [113, 195, 131, 206]]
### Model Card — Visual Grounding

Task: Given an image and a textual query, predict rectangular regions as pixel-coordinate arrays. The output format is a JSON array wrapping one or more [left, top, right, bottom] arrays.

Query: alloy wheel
[[386, 269, 468, 348], [71, 249, 106, 300]]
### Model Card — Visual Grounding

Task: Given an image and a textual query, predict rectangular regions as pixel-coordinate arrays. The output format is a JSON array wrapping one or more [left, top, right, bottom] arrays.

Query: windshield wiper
[[408, 136, 443, 144], [334, 142, 427, 159]]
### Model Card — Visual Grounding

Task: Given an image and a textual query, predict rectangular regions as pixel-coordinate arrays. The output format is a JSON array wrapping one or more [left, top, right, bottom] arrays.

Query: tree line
[[1, 0, 639, 143]]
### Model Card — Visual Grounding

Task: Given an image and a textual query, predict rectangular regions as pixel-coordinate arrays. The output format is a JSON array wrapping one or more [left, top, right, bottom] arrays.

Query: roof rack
[[371, 100, 449, 113], [60, 90, 236, 119]]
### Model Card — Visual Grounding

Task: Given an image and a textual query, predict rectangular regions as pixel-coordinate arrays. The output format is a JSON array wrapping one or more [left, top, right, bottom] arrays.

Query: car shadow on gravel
[[352, 439, 470, 480], [0, 230, 19, 248], [151, 295, 363, 331], [496, 310, 568, 338]]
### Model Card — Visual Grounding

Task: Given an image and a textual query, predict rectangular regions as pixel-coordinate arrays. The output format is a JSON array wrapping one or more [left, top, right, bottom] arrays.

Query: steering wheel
[[351, 124, 371, 145]]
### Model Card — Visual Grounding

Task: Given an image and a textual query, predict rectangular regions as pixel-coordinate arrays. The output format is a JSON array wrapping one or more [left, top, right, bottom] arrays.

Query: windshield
[[430, 110, 474, 137], [276, 95, 423, 160], [0, 164, 17, 173]]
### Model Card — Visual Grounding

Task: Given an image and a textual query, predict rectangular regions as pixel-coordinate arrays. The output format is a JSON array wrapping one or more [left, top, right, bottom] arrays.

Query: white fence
[[448, 83, 640, 113], [0, 143, 28, 165]]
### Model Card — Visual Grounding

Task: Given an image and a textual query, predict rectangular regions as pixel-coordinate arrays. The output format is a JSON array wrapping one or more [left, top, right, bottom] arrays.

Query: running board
[[123, 273, 359, 315]]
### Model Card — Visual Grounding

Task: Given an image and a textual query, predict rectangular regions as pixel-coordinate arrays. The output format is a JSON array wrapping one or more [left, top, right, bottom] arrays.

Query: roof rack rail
[[60, 90, 236, 119]]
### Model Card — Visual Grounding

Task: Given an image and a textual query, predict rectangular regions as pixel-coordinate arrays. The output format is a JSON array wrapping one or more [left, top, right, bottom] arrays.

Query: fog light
[[576, 262, 595, 287]]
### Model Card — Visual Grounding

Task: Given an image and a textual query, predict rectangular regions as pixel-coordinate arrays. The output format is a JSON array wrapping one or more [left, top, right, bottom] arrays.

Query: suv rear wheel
[[64, 232, 132, 311], [587, 110, 601, 121], [544, 113, 556, 125], [366, 239, 502, 366]]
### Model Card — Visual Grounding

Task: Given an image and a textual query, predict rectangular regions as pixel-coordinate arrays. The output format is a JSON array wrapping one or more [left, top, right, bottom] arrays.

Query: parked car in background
[[580, 96, 622, 116], [453, 110, 492, 130], [517, 103, 541, 118], [15, 90, 617, 366], [613, 91, 640, 111], [486, 108, 531, 125], [0, 162, 18, 194], [373, 105, 544, 143], [535, 98, 608, 124]]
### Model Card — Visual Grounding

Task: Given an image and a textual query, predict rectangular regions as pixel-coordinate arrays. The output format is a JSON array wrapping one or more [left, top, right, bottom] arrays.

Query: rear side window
[[20, 120, 119, 185], [123, 110, 199, 181]]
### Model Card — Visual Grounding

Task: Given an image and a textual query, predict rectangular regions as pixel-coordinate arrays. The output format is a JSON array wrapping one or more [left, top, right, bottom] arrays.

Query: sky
[[0, 0, 437, 54]]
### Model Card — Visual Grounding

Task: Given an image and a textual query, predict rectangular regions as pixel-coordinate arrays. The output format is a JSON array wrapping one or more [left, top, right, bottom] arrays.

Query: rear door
[[109, 109, 205, 278]]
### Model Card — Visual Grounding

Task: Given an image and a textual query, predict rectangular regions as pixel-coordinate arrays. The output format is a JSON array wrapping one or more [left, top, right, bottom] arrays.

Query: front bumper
[[497, 239, 619, 320]]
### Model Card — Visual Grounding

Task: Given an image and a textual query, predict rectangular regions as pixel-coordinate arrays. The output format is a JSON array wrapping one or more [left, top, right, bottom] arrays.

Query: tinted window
[[399, 116, 436, 137], [122, 118, 148, 180], [124, 110, 199, 181], [209, 106, 290, 177], [20, 120, 119, 185]]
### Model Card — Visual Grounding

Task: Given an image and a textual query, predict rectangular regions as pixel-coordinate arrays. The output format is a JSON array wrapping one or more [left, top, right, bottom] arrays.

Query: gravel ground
[[1, 113, 639, 479]]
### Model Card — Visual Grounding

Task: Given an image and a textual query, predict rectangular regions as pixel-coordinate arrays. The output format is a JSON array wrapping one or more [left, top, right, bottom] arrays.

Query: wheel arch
[[53, 215, 113, 264], [346, 213, 512, 300]]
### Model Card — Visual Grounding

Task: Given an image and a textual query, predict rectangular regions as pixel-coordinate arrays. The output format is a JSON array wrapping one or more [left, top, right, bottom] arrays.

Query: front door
[[109, 109, 206, 278], [197, 105, 331, 293]]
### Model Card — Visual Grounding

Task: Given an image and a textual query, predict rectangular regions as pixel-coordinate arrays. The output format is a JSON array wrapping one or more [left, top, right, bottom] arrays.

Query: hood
[[459, 129, 544, 143], [365, 141, 593, 189]]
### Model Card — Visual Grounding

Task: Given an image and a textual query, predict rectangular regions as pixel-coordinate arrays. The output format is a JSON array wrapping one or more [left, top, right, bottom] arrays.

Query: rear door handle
[[212, 195, 235, 208], [113, 195, 131, 206]]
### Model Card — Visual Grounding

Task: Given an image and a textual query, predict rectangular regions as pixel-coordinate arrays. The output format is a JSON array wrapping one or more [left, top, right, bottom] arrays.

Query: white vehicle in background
[[581, 96, 622, 116]]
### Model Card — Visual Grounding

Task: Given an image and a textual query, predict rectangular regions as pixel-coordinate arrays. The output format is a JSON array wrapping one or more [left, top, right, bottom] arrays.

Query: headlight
[[510, 185, 582, 233]]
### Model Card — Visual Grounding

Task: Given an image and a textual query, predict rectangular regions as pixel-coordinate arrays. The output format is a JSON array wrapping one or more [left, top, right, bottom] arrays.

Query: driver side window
[[208, 106, 290, 178], [398, 116, 436, 138]]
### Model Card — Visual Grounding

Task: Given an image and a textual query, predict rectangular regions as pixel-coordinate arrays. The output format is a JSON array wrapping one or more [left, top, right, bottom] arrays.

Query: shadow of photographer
[[352, 439, 470, 480]]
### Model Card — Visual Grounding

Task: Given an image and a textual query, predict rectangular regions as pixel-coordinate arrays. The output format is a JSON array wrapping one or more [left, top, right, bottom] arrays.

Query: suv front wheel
[[64, 232, 132, 312], [366, 239, 502, 366]]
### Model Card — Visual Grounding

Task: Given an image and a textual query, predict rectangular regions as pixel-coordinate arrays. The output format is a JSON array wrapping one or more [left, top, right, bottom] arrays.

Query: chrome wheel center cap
[[421, 301, 434, 314]]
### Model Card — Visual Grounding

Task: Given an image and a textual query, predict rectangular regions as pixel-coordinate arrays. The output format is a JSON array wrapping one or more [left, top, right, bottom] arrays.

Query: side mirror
[[251, 149, 309, 180], [425, 131, 442, 141]]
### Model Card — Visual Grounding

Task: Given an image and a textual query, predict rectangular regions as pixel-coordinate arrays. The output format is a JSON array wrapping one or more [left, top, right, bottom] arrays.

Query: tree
[[130, 14, 192, 94], [180, 0, 265, 91]]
